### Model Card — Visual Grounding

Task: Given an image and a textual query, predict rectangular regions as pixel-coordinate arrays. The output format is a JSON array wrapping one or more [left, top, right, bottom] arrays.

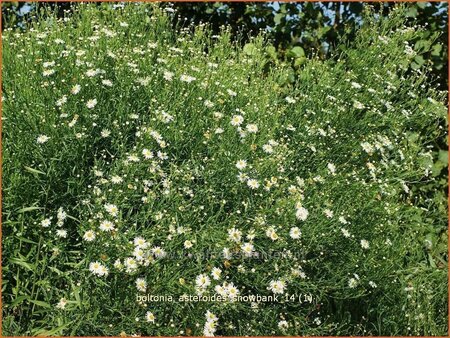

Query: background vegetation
[[1, 2, 448, 336]]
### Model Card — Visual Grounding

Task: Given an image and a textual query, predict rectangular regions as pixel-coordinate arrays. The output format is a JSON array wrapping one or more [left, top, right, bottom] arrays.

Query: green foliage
[[2, 3, 448, 336]]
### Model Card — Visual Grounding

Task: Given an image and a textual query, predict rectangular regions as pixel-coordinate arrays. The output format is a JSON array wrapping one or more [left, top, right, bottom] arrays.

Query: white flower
[[324, 209, 334, 218], [163, 71, 174, 81], [228, 228, 242, 243], [56, 229, 67, 238], [142, 149, 153, 159], [70, 84, 81, 95], [110, 175, 123, 184], [196, 274, 211, 288], [56, 297, 67, 309], [101, 129, 111, 138], [289, 227, 301, 239], [262, 144, 273, 154], [86, 99, 97, 109], [246, 124, 258, 133], [266, 227, 279, 241], [184, 240, 194, 249], [104, 203, 118, 217], [295, 207, 309, 221], [37, 135, 50, 144], [327, 163, 336, 175], [99, 220, 115, 232], [285, 96, 296, 104], [136, 278, 147, 292], [230, 115, 244, 126], [341, 228, 351, 238], [360, 239, 370, 249], [89, 261, 109, 277], [278, 320, 289, 329], [102, 79, 113, 87], [268, 280, 286, 294], [369, 281, 377, 288], [83, 230, 96, 241], [180, 74, 196, 83], [211, 267, 222, 280], [152, 246, 166, 258], [227, 89, 237, 96], [235, 160, 247, 170], [247, 179, 259, 189], [145, 311, 155, 323], [241, 242, 254, 257], [41, 218, 51, 227], [134, 237, 148, 248], [348, 278, 358, 288]]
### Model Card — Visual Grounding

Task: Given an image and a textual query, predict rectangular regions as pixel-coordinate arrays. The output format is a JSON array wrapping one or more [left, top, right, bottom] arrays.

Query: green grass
[[2, 3, 448, 336]]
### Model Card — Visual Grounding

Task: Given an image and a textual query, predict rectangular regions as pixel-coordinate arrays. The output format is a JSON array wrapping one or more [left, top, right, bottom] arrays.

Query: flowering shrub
[[2, 3, 448, 336]]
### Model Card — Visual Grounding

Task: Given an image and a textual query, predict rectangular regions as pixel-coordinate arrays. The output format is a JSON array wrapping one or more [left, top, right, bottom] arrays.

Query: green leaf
[[17, 206, 42, 213], [29, 299, 51, 308], [9, 258, 36, 272], [287, 46, 305, 59], [24, 166, 46, 175]]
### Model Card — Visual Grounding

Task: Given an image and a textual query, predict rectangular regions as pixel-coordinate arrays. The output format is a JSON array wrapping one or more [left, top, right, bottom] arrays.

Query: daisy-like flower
[[152, 246, 166, 258], [227, 89, 237, 96], [341, 228, 351, 238], [289, 227, 301, 239], [278, 320, 289, 329], [235, 160, 247, 170], [180, 74, 196, 83], [37, 135, 50, 144], [86, 99, 97, 109], [135, 278, 147, 292], [327, 163, 336, 175], [247, 179, 259, 189], [41, 218, 51, 227], [262, 144, 273, 154], [348, 278, 358, 288], [134, 237, 148, 248], [99, 220, 115, 232], [268, 280, 286, 294], [56, 229, 67, 238], [211, 267, 222, 280], [295, 207, 309, 221], [184, 240, 194, 249], [89, 261, 109, 277], [226, 283, 239, 300], [266, 227, 279, 241], [241, 242, 254, 257], [163, 71, 174, 81], [71, 84, 81, 95], [142, 149, 153, 159], [324, 209, 334, 218], [102, 79, 113, 87], [86, 69, 98, 77], [246, 124, 258, 133], [42, 69, 55, 76], [83, 230, 96, 241], [145, 311, 155, 323], [56, 297, 67, 310], [196, 274, 211, 288], [230, 115, 244, 126], [228, 228, 242, 243], [285, 96, 296, 104], [110, 175, 123, 184], [101, 129, 111, 138], [360, 239, 370, 249], [104, 203, 118, 217], [125, 257, 138, 271]]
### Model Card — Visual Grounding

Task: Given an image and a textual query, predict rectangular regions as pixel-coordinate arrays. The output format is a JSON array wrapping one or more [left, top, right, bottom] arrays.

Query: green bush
[[2, 3, 447, 336]]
